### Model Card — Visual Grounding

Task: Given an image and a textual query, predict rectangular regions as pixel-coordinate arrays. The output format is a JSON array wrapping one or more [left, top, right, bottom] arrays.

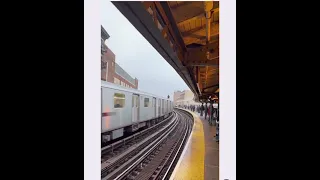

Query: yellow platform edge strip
[[170, 108, 205, 180]]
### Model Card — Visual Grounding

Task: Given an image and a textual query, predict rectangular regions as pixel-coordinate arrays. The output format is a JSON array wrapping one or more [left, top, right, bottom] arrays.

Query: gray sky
[[102, 1, 189, 100]]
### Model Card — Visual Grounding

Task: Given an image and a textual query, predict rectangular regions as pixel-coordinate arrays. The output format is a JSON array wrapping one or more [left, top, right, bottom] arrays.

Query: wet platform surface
[[170, 109, 219, 180], [200, 112, 219, 180]]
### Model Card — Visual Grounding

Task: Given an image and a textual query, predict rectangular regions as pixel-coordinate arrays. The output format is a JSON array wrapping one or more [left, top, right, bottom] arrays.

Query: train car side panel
[[152, 97, 156, 118], [101, 87, 133, 133]]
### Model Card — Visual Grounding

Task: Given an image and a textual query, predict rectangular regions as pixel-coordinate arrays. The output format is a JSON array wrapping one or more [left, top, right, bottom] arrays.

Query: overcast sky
[[101, 1, 189, 100]]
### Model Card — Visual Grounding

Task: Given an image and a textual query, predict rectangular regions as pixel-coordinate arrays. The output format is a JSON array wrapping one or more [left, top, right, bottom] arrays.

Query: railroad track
[[153, 110, 194, 180], [101, 112, 177, 178], [101, 109, 194, 180]]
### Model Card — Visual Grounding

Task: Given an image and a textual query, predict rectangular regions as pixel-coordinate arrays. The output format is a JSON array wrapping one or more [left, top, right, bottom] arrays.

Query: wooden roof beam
[[170, 1, 193, 10], [203, 84, 219, 90], [185, 59, 219, 67], [181, 22, 219, 37], [177, 8, 219, 25], [184, 41, 219, 67]]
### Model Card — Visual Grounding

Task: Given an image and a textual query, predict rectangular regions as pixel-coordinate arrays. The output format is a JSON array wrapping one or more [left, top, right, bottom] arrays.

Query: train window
[[114, 93, 125, 108], [144, 98, 149, 107]]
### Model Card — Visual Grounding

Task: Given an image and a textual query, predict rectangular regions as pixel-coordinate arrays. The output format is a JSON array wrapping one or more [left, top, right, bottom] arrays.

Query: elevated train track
[[101, 109, 194, 180]]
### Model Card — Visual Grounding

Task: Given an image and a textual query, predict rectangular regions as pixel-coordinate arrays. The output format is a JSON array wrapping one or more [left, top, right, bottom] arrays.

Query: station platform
[[170, 109, 219, 180]]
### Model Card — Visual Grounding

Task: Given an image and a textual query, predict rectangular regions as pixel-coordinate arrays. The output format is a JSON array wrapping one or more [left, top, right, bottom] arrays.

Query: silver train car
[[101, 81, 173, 142]]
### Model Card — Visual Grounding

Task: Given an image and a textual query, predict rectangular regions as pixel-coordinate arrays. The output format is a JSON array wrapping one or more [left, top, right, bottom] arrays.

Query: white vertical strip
[[84, 0, 100, 179], [220, 0, 236, 180]]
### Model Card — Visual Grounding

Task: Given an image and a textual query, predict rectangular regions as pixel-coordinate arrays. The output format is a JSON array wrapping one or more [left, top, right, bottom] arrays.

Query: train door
[[162, 99, 164, 115], [166, 100, 168, 113], [158, 99, 161, 117], [165, 100, 167, 114], [153, 97, 156, 117], [132, 94, 139, 123]]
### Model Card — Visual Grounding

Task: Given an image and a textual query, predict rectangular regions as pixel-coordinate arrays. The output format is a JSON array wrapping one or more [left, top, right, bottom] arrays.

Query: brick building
[[101, 25, 138, 89]]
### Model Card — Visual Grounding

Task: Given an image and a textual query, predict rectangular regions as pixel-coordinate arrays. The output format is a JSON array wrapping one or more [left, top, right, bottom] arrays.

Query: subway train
[[101, 81, 174, 143]]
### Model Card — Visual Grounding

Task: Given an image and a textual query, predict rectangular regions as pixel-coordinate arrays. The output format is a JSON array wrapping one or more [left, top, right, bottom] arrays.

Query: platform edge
[[169, 108, 196, 180]]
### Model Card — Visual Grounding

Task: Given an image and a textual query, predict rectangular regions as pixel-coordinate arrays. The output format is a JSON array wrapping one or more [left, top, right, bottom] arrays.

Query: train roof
[[101, 81, 171, 101]]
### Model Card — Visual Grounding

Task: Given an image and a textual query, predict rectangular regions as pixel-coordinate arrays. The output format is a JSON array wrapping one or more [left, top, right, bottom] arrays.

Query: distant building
[[101, 26, 109, 82], [101, 25, 138, 89], [173, 90, 199, 106], [113, 62, 138, 89], [101, 25, 110, 41], [173, 91, 183, 104]]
